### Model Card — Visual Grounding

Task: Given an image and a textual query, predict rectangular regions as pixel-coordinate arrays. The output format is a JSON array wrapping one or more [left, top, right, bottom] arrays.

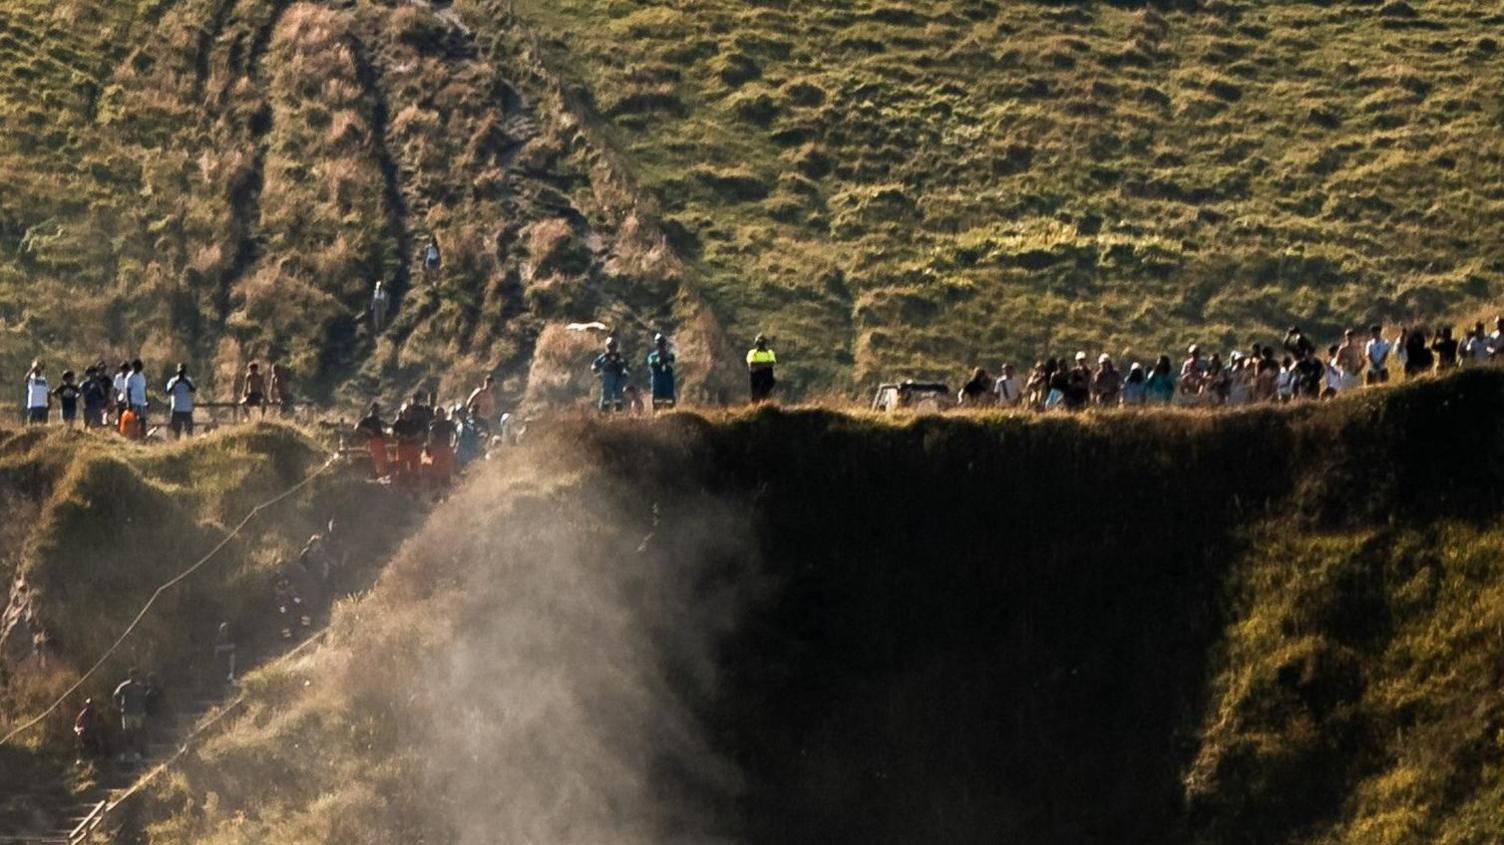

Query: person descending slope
[[592, 337, 630, 413], [112, 668, 148, 763], [647, 334, 677, 411], [747, 334, 777, 404], [356, 401, 389, 479], [371, 280, 390, 332]]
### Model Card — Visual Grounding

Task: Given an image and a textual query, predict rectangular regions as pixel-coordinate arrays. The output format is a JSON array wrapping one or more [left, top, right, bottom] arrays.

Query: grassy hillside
[[0, 0, 735, 404], [2, 0, 1499, 403], [512, 0, 1504, 390], [128, 371, 1504, 843], [0, 423, 416, 832]]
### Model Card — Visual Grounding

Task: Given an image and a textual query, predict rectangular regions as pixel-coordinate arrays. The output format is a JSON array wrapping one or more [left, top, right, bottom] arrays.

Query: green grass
[[2, 1, 1500, 406], [129, 370, 1504, 843], [510, 0, 1504, 393]]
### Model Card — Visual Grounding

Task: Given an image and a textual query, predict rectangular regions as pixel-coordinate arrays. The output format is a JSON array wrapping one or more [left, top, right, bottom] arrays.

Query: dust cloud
[[403, 461, 758, 844]]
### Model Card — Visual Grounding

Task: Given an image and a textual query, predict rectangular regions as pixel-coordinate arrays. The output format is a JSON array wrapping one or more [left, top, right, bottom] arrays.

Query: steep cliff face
[[135, 372, 1504, 844]]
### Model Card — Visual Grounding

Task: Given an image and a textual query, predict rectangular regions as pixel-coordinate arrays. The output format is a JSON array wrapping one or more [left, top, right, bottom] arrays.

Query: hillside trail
[[3, 630, 329, 845]]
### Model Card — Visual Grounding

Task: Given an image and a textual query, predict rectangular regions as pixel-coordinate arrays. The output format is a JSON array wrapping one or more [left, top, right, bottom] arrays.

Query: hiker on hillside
[[143, 672, 169, 733], [1365, 325, 1392, 384], [53, 370, 80, 427], [165, 364, 196, 439], [1045, 360, 1071, 409], [1400, 326, 1430, 376], [1432, 326, 1459, 371], [959, 367, 993, 406], [1145, 355, 1176, 405], [423, 236, 442, 277], [466, 374, 498, 430], [994, 363, 1022, 407], [454, 404, 484, 470], [1093, 354, 1122, 406], [242, 362, 267, 418], [647, 334, 677, 411], [391, 404, 427, 488], [272, 571, 312, 641], [1294, 350, 1325, 399], [356, 401, 389, 479], [73, 698, 106, 761], [592, 337, 630, 413], [1024, 360, 1050, 407], [127, 359, 148, 436], [118, 404, 142, 440], [213, 622, 237, 687], [1122, 362, 1147, 406], [1227, 353, 1253, 405], [1336, 330, 1365, 391], [371, 280, 390, 332], [268, 363, 294, 418], [112, 668, 148, 763], [427, 405, 457, 490], [82, 365, 108, 429], [24, 361, 49, 425], [747, 334, 777, 404], [1489, 317, 1504, 358]]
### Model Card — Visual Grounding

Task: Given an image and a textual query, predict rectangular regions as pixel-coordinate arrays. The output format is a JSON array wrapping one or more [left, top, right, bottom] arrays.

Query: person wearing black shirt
[[53, 370, 81, 426], [356, 402, 388, 479], [1431, 326, 1459, 370], [391, 407, 427, 489]]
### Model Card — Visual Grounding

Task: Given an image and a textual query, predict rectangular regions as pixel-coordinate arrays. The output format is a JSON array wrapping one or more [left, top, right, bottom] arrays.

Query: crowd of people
[[352, 377, 505, 493], [585, 331, 780, 412], [953, 320, 1504, 410], [20, 358, 298, 437]]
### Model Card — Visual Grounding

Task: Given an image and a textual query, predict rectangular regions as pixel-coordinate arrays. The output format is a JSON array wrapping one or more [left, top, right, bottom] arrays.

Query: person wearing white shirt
[[1487, 316, 1504, 359], [1364, 324, 1392, 385], [126, 358, 148, 436], [993, 363, 1022, 407], [1463, 321, 1491, 366], [24, 361, 50, 425], [164, 363, 197, 439]]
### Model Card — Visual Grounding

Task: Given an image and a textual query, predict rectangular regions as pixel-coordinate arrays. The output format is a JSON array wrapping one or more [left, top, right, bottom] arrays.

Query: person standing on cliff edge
[[747, 334, 777, 404]]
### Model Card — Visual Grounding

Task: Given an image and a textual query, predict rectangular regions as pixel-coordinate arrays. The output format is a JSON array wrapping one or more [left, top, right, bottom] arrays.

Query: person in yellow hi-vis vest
[[746, 334, 777, 403]]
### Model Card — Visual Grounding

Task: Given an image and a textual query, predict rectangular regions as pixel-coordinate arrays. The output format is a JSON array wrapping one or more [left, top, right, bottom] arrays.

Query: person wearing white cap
[[1121, 362, 1147, 405], [1065, 352, 1092, 409], [1092, 353, 1122, 406], [1227, 351, 1253, 405]]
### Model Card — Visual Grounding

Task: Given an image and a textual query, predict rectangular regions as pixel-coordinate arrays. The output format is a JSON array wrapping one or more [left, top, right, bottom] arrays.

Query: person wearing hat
[[592, 337, 630, 412], [1064, 352, 1092, 410], [1092, 353, 1122, 406], [747, 334, 777, 403], [1121, 362, 1147, 406], [647, 334, 677, 411]]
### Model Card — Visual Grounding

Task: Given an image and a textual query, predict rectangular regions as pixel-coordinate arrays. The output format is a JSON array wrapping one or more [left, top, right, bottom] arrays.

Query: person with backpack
[[592, 337, 630, 413], [165, 363, 196, 439], [24, 361, 49, 425]]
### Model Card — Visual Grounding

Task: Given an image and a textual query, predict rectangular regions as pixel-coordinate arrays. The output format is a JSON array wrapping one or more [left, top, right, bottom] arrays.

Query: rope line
[[1, 454, 341, 746]]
